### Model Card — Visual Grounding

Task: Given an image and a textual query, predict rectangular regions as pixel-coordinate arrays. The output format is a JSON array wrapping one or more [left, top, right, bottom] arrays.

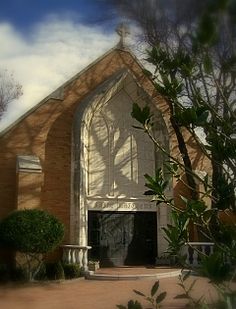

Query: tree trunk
[[170, 115, 198, 201]]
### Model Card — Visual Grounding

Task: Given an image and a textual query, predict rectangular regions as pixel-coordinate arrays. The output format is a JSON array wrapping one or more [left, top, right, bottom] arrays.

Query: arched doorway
[[72, 71, 170, 265]]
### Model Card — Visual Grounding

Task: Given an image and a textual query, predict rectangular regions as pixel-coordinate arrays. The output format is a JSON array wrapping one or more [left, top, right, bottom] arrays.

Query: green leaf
[[155, 83, 168, 96], [188, 279, 197, 292], [177, 283, 185, 289], [144, 190, 155, 196], [151, 281, 159, 297], [132, 125, 144, 130], [174, 294, 188, 299], [143, 105, 151, 121], [133, 290, 146, 297], [195, 110, 209, 126], [156, 292, 167, 304], [144, 173, 156, 185], [142, 68, 152, 77], [116, 305, 127, 309], [131, 103, 144, 124], [145, 296, 154, 304], [127, 300, 143, 309], [182, 270, 191, 281], [202, 209, 214, 223], [131, 103, 152, 126]]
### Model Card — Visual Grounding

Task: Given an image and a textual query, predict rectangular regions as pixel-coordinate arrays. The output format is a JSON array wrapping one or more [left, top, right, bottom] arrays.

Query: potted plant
[[88, 260, 100, 271], [156, 255, 170, 266]]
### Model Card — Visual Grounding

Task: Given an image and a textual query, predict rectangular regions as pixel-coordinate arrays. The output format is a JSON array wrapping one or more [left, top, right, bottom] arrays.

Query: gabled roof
[[0, 43, 147, 138]]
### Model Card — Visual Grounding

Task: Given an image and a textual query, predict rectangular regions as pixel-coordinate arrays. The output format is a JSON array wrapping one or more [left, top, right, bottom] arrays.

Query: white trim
[[71, 69, 171, 258]]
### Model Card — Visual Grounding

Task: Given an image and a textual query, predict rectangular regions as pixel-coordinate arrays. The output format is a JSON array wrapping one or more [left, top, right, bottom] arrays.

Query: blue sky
[[0, 0, 126, 131], [0, 0, 114, 33]]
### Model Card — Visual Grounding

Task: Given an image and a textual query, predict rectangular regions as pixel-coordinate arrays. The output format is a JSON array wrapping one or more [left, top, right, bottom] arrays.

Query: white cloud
[[0, 16, 118, 131]]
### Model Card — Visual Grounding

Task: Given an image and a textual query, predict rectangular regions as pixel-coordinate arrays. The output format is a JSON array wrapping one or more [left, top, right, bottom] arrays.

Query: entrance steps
[[85, 266, 182, 281]]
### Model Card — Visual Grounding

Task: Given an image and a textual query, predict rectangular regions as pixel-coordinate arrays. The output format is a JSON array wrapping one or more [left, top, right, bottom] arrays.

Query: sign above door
[[86, 198, 157, 212]]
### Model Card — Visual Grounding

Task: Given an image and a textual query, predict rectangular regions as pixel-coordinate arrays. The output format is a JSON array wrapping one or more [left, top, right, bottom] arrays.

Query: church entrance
[[72, 72, 170, 259], [88, 211, 157, 267]]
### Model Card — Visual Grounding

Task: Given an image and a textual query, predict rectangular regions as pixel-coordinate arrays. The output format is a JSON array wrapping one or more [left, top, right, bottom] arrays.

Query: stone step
[[85, 269, 181, 281]]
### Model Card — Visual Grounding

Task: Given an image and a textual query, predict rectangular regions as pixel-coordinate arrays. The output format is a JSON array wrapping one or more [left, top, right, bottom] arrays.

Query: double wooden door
[[88, 211, 157, 267]]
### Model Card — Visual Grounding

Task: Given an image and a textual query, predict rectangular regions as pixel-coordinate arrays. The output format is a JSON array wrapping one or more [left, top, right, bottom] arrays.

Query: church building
[[0, 28, 210, 266]]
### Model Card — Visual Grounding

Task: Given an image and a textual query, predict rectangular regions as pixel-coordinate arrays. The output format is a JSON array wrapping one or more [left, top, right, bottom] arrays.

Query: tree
[[109, 0, 236, 307], [0, 209, 64, 281], [105, 0, 236, 210], [131, 103, 236, 307], [0, 69, 23, 120]]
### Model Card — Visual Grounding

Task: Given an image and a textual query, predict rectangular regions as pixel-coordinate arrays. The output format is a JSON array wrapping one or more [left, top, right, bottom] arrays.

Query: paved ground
[[0, 268, 232, 309]]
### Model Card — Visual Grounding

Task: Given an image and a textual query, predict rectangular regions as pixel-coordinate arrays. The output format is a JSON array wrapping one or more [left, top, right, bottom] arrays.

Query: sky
[[0, 0, 126, 131]]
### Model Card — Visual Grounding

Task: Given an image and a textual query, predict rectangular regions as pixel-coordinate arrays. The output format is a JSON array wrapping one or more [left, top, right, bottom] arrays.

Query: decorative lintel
[[17, 155, 42, 173]]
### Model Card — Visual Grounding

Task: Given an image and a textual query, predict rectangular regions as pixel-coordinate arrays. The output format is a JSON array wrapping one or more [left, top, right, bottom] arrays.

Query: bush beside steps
[[0, 262, 82, 283], [34, 261, 82, 281]]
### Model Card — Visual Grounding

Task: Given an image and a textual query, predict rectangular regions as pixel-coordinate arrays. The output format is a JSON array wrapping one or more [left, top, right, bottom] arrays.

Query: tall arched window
[[87, 88, 156, 200]]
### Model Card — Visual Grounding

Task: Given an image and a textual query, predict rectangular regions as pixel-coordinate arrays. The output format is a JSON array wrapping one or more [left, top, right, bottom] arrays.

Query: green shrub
[[34, 262, 47, 281], [35, 262, 81, 281], [63, 263, 81, 279], [0, 209, 64, 253], [10, 266, 26, 282], [45, 262, 65, 280], [0, 264, 9, 282], [0, 264, 26, 283]]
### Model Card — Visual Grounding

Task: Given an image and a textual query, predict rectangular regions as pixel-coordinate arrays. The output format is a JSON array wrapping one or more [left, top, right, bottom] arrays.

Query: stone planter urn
[[156, 256, 170, 266], [88, 261, 100, 271]]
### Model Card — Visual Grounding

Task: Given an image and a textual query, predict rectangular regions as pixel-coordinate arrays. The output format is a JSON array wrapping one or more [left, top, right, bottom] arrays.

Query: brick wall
[[0, 48, 211, 245]]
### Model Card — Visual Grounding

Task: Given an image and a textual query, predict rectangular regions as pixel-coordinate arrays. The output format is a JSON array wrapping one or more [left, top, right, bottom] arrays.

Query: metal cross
[[116, 23, 130, 48]]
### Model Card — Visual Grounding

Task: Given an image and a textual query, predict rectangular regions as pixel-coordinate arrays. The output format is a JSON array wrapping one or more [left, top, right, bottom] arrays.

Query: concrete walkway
[[0, 268, 231, 309]]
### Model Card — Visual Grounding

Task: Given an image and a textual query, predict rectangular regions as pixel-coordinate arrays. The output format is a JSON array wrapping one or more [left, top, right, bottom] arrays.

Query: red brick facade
[[0, 48, 211, 244]]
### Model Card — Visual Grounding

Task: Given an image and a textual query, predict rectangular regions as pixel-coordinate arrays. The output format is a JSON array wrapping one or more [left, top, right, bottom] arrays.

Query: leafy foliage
[[117, 300, 143, 309], [45, 261, 65, 281], [117, 281, 166, 309], [200, 251, 231, 284], [175, 271, 206, 307], [100, 0, 236, 307], [0, 209, 64, 253], [0, 264, 9, 282], [162, 211, 189, 260], [0, 209, 64, 282], [144, 169, 171, 205], [131, 103, 152, 128], [128, 2, 236, 307], [63, 263, 81, 279]]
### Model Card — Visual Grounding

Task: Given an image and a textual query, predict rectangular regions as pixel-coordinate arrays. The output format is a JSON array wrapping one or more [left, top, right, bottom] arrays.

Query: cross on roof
[[116, 23, 130, 48]]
